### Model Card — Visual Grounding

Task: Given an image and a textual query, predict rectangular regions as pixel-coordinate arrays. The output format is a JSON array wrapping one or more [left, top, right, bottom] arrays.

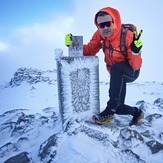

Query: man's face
[[97, 15, 113, 37]]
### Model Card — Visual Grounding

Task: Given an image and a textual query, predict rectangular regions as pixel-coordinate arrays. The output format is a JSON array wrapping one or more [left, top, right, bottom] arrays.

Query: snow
[[0, 60, 163, 162], [54, 48, 63, 60]]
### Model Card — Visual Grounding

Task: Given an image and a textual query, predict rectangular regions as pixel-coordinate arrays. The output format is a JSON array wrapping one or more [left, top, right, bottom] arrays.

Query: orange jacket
[[83, 7, 142, 73]]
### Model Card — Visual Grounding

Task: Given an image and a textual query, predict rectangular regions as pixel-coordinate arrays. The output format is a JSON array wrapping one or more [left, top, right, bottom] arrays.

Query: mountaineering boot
[[92, 107, 114, 125], [129, 108, 144, 126]]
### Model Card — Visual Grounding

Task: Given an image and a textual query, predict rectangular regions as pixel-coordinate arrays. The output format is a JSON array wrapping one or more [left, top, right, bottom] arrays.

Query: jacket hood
[[94, 7, 121, 40]]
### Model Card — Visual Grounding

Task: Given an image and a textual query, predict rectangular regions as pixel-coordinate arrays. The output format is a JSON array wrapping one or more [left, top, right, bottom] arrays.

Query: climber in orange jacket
[[65, 6, 144, 126]]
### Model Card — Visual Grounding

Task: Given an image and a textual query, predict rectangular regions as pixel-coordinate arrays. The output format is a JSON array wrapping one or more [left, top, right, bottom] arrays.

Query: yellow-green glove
[[130, 30, 143, 54], [64, 33, 72, 46]]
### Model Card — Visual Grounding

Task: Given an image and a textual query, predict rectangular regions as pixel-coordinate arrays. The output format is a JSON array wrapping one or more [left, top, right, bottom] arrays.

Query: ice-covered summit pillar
[[55, 48, 100, 131]]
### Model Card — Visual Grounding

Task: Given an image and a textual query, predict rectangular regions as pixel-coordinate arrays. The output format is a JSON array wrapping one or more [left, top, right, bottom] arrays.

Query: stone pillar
[[55, 50, 100, 130]]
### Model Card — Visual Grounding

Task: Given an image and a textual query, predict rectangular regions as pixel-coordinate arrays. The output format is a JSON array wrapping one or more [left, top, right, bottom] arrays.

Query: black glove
[[130, 30, 143, 54]]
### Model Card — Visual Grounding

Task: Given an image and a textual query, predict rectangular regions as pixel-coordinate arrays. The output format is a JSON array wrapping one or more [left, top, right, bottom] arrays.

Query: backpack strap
[[120, 24, 135, 57], [119, 24, 128, 57]]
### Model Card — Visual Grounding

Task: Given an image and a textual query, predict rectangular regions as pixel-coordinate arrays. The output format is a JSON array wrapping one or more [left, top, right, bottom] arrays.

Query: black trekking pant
[[107, 61, 140, 115]]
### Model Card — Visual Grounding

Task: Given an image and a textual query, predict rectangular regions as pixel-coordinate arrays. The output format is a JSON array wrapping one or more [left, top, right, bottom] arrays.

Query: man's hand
[[130, 30, 143, 54], [65, 33, 72, 46]]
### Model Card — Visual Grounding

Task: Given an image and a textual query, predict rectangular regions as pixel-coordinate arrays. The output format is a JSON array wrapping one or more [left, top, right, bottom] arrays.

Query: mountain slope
[[0, 68, 163, 163]]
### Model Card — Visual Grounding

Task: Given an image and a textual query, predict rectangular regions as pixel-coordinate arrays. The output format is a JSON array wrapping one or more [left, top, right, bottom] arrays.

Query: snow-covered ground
[[0, 67, 163, 163]]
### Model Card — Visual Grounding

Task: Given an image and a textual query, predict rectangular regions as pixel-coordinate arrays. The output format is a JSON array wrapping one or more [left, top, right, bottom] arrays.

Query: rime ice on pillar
[[55, 43, 100, 131], [55, 49, 63, 60], [55, 48, 64, 124]]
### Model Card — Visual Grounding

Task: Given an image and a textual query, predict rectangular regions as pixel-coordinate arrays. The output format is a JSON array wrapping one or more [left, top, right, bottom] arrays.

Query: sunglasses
[[97, 21, 113, 28]]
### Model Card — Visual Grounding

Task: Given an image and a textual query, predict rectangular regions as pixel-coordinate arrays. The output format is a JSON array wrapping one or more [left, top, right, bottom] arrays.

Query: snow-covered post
[[55, 48, 64, 125], [55, 50, 100, 131]]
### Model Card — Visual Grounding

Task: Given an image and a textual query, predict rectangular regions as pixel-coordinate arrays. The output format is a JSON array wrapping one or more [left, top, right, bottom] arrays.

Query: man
[[65, 7, 144, 126]]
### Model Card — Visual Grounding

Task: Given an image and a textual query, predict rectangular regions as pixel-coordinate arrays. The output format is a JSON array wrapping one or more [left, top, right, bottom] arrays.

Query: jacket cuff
[[132, 51, 141, 56]]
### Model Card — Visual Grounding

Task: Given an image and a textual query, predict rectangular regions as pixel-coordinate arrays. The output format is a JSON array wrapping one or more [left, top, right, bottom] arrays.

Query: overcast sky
[[0, 0, 163, 83]]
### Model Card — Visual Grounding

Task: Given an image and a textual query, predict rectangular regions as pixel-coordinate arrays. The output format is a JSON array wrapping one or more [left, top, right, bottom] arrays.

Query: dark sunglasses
[[98, 21, 113, 28]]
